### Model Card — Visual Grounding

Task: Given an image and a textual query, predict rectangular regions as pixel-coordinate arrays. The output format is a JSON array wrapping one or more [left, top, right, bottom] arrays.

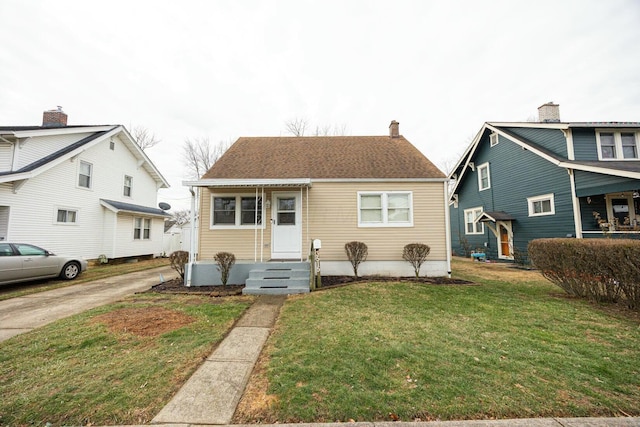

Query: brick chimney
[[389, 120, 400, 138], [538, 102, 560, 123], [42, 106, 68, 127]]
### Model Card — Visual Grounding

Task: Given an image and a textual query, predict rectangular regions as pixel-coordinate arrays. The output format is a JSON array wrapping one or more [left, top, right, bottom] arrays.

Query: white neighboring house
[[0, 108, 171, 260]]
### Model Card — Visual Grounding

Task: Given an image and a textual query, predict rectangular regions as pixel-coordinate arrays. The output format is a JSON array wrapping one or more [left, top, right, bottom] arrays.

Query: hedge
[[528, 238, 640, 309]]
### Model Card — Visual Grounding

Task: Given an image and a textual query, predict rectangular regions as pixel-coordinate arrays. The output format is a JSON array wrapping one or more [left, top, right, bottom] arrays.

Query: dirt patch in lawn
[[92, 306, 195, 337]]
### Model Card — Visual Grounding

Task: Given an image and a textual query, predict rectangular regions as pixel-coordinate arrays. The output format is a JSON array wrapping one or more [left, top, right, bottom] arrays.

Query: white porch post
[[187, 186, 197, 286], [568, 169, 583, 238]]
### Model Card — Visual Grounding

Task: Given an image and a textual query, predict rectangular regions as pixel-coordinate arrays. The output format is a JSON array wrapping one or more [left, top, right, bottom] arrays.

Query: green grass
[[0, 258, 171, 302], [0, 293, 253, 426], [253, 260, 640, 422]]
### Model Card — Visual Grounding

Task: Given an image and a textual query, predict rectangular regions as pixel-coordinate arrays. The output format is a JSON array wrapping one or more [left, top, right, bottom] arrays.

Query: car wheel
[[60, 262, 80, 280]]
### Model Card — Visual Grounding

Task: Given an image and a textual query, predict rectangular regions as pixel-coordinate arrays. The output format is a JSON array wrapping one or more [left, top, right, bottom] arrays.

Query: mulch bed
[[148, 276, 474, 295]]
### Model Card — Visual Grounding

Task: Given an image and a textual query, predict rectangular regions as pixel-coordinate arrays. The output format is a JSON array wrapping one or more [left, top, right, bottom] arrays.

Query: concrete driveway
[[0, 265, 176, 343]]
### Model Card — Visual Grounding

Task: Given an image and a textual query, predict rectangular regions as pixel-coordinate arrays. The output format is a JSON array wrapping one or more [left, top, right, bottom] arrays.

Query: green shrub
[[169, 250, 189, 279], [214, 252, 236, 286], [402, 243, 431, 277], [529, 238, 640, 308], [344, 241, 368, 278]]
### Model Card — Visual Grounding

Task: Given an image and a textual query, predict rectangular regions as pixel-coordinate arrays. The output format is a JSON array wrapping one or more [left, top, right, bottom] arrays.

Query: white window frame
[[596, 130, 640, 160], [123, 175, 133, 197], [210, 193, 265, 229], [357, 191, 413, 227], [527, 193, 555, 217], [464, 207, 484, 235], [55, 207, 78, 224], [477, 162, 491, 191], [78, 160, 93, 189], [490, 133, 499, 147], [133, 217, 151, 240]]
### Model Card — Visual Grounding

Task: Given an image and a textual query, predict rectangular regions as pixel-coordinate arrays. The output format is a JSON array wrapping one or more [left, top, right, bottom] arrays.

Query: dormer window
[[597, 131, 639, 160]]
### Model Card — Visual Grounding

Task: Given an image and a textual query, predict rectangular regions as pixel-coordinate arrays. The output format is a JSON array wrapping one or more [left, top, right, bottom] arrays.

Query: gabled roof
[[198, 135, 445, 183], [449, 121, 640, 196], [0, 125, 169, 188], [100, 199, 170, 218]]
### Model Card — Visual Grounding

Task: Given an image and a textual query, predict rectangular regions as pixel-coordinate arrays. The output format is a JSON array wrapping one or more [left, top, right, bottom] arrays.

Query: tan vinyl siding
[[198, 182, 446, 263], [307, 182, 446, 262]]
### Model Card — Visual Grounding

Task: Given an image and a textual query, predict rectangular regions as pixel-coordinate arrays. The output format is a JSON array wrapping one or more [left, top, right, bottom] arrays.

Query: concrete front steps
[[243, 262, 310, 295]]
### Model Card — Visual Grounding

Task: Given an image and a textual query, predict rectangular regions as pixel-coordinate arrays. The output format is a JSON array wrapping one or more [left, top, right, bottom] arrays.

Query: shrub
[[402, 243, 431, 277], [169, 250, 189, 279], [344, 241, 368, 278], [458, 236, 472, 257], [529, 238, 640, 308], [214, 252, 236, 286]]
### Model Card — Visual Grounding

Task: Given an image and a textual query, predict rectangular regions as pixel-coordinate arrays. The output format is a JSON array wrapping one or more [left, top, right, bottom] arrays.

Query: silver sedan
[[0, 243, 88, 285]]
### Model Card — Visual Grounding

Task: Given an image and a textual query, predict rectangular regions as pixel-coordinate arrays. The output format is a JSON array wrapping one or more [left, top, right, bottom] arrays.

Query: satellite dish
[[159, 202, 171, 211]]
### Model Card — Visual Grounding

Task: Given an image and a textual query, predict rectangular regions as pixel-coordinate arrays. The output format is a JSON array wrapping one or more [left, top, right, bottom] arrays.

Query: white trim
[[490, 133, 499, 147], [568, 169, 582, 238], [464, 206, 484, 235], [184, 178, 312, 188], [444, 181, 452, 277], [7, 125, 116, 138], [527, 193, 555, 217], [210, 193, 266, 229], [595, 130, 640, 161], [496, 221, 514, 260], [357, 191, 414, 227], [54, 206, 79, 225], [477, 162, 491, 191], [77, 159, 93, 190], [564, 129, 575, 160]]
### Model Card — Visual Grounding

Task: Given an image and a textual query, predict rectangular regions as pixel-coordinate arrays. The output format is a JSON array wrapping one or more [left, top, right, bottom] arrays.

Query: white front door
[[271, 192, 302, 259]]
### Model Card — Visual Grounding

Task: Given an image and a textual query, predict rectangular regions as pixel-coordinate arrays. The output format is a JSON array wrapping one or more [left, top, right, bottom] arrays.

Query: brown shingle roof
[[202, 135, 445, 180]]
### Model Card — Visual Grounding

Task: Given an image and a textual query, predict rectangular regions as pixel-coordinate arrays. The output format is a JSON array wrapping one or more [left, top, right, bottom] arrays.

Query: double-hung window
[[78, 161, 92, 188], [597, 131, 639, 160], [527, 193, 555, 217], [211, 194, 263, 227], [477, 162, 490, 191], [123, 175, 132, 197], [464, 207, 484, 235], [134, 218, 151, 240], [358, 191, 412, 227], [56, 208, 78, 224]]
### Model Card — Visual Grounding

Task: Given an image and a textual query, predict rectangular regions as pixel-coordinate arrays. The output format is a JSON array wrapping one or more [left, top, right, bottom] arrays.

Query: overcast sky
[[2, 0, 639, 211]]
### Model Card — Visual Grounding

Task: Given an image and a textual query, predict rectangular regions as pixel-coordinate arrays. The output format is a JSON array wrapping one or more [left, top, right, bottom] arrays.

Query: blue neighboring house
[[449, 102, 640, 261]]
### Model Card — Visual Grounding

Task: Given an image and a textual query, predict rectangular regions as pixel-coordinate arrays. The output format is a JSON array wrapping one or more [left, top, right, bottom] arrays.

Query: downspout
[[444, 180, 452, 277], [260, 187, 264, 262], [300, 187, 304, 261], [568, 169, 583, 238], [187, 186, 197, 286]]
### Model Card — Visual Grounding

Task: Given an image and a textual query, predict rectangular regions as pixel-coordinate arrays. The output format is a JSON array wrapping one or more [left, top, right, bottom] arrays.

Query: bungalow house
[[449, 103, 640, 262], [184, 121, 450, 294], [0, 108, 171, 260]]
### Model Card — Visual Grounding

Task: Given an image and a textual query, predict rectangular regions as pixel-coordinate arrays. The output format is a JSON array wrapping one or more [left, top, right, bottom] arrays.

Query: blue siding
[[574, 170, 640, 196], [572, 128, 599, 161], [451, 130, 574, 260], [504, 127, 567, 157]]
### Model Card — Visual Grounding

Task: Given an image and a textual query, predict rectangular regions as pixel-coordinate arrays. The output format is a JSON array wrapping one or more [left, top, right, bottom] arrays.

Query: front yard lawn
[[234, 258, 640, 423], [0, 293, 253, 426]]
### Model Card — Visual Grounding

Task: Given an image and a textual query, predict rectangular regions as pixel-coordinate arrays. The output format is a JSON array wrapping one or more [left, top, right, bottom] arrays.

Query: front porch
[[579, 190, 640, 239], [187, 260, 311, 295]]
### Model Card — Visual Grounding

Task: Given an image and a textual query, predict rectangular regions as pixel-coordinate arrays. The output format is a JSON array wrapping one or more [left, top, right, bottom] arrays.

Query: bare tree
[[131, 126, 160, 151], [171, 209, 191, 225], [285, 118, 349, 136], [183, 137, 231, 179], [285, 117, 309, 136]]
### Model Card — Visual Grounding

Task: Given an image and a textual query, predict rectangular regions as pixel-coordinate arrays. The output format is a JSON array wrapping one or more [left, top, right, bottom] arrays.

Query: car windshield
[[14, 244, 47, 256]]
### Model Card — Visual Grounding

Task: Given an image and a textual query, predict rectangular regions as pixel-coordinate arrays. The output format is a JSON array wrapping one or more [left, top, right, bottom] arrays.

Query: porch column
[[568, 169, 583, 238]]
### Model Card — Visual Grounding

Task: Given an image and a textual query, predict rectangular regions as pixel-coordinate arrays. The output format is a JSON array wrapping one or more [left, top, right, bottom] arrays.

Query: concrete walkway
[[0, 265, 175, 342], [152, 295, 285, 425]]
